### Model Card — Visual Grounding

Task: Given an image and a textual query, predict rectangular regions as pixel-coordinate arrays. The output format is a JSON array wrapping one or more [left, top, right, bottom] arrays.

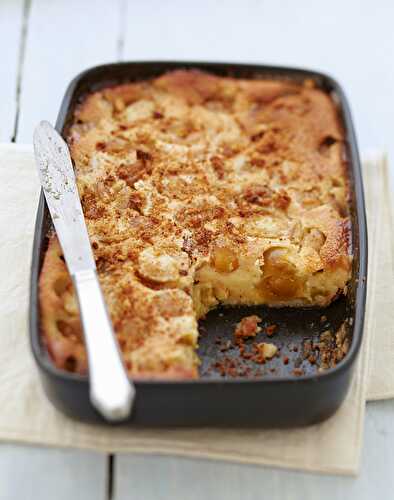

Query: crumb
[[320, 315, 327, 323], [219, 340, 232, 352], [320, 330, 332, 342], [308, 355, 317, 365], [265, 324, 277, 337], [283, 356, 289, 365], [256, 342, 278, 360], [335, 323, 347, 345], [234, 315, 262, 339], [253, 354, 266, 365], [318, 322, 349, 370], [293, 368, 304, 377]]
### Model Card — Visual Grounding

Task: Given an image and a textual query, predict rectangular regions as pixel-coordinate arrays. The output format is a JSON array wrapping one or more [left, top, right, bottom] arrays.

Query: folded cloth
[[363, 153, 394, 400], [0, 145, 392, 475]]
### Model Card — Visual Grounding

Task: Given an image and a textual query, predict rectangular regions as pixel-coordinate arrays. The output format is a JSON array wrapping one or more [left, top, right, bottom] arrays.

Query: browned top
[[39, 69, 351, 378]]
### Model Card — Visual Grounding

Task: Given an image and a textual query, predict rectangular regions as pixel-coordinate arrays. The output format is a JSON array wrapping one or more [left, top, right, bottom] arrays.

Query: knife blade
[[34, 121, 134, 421]]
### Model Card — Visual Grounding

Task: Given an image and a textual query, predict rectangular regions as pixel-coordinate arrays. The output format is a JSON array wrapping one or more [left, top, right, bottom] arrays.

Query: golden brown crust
[[39, 237, 87, 373], [39, 69, 351, 378]]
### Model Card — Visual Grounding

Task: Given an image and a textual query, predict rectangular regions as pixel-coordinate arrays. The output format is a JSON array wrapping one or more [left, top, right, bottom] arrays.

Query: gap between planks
[[11, 0, 31, 143], [117, 0, 128, 61], [107, 454, 115, 500], [12, 1, 122, 498]]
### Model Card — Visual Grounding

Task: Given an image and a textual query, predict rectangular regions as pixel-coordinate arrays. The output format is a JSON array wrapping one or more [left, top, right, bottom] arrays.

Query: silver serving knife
[[33, 121, 135, 422]]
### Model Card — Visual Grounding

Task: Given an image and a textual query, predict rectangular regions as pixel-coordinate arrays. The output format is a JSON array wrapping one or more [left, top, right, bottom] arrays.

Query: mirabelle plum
[[261, 247, 300, 299], [211, 246, 239, 273]]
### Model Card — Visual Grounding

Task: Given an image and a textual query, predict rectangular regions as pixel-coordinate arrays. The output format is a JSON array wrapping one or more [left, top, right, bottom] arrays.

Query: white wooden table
[[1, 1, 393, 498]]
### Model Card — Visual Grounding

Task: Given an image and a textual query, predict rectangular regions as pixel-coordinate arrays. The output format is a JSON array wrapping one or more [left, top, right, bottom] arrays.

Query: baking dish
[[29, 61, 367, 427]]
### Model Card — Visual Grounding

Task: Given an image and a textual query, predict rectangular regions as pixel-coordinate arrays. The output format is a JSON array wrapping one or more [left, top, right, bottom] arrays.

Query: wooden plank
[[0, 0, 24, 141], [1, 2, 122, 499], [122, 0, 394, 187], [16, 0, 122, 142], [114, 400, 394, 500], [0, 445, 107, 500]]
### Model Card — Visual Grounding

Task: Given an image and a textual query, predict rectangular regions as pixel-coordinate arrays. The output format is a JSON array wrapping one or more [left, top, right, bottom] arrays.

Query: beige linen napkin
[[363, 153, 394, 400], [0, 144, 393, 475]]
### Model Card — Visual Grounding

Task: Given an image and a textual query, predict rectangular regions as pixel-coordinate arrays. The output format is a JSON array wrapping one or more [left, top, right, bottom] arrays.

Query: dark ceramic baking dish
[[29, 61, 367, 427]]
